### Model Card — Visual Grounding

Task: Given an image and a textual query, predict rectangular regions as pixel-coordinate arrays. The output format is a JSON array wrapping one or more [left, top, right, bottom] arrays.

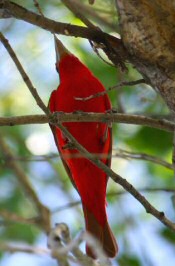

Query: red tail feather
[[83, 204, 118, 258]]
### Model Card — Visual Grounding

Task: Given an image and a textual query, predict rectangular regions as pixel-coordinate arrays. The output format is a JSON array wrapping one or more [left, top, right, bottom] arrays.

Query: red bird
[[49, 36, 118, 258]]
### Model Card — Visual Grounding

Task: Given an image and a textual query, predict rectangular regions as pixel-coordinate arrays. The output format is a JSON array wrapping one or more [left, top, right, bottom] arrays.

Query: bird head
[[53, 35, 89, 80]]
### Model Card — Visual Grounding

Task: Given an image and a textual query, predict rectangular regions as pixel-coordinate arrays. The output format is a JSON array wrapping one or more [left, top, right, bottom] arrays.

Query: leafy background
[[0, 0, 174, 265]]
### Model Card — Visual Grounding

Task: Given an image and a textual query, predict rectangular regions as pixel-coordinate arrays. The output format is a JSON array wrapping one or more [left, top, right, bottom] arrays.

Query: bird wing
[[48, 91, 78, 191]]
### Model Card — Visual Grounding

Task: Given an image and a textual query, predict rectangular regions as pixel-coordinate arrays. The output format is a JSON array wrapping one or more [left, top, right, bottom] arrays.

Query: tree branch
[[1, 148, 172, 170], [33, 0, 44, 17], [0, 1, 127, 69], [0, 112, 174, 132], [115, 0, 175, 112], [61, 0, 96, 28], [114, 149, 173, 170], [54, 122, 175, 232], [75, 79, 146, 101], [0, 32, 49, 115], [0, 134, 51, 233], [61, 0, 116, 31], [51, 186, 175, 213], [0, 1, 120, 44], [48, 223, 111, 266], [0, 242, 49, 255], [52, 185, 175, 214], [0, 210, 38, 226]]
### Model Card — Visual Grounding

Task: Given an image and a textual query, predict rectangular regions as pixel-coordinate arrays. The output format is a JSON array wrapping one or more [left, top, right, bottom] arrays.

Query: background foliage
[[0, 1, 174, 265]]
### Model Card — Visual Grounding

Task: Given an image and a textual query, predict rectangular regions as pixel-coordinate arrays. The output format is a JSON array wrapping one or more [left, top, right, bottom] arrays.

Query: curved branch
[[114, 149, 173, 169], [0, 1, 122, 45], [0, 1, 127, 68], [56, 122, 175, 232], [0, 32, 49, 115]]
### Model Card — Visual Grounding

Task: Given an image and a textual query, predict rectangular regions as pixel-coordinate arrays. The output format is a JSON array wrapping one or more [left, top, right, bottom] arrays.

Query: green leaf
[[161, 228, 175, 244], [125, 127, 172, 155], [118, 254, 141, 266], [2, 223, 40, 244]]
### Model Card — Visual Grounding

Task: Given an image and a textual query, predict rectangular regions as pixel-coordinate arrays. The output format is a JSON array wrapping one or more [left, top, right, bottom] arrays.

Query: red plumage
[[49, 37, 118, 258]]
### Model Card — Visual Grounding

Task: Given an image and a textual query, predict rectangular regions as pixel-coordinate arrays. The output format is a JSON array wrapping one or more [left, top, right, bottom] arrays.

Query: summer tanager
[[49, 36, 118, 258]]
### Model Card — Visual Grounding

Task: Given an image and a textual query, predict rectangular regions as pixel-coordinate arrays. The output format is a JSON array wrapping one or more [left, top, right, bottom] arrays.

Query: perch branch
[[0, 112, 174, 132]]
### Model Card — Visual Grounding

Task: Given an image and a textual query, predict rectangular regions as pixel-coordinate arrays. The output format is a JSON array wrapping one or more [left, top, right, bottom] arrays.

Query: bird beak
[[54, 35, 69, 63]]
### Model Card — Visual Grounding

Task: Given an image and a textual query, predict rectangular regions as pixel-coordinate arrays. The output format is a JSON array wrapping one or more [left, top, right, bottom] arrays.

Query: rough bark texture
[[115, 0, 175, 113]]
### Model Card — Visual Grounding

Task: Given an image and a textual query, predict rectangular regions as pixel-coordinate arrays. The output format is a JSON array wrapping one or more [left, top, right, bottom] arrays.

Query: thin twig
[[0, 243, 49, 255], [61, 0, 120, 68], [61, 0, 119, 67], [51, 187, 175, 213], [1, 186, 174, 226], [61, 0, 96, 28], [114, 149, 173, 170], [60, 0, 121, 67], [33, 0, 44, 17], [0, 210, 38, 226], [0, 134, 51, 233], [87, 0, 118, 30], [0, 32, 49, 115], [75, 79, 146, 101], [48, 223, 110, 266], [55, 123, 175, 231], [0, 149, 173, 170]]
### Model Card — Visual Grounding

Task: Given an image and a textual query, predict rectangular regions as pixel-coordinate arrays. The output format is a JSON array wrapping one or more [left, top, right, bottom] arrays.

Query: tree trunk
[[115, 0, 175, 113]]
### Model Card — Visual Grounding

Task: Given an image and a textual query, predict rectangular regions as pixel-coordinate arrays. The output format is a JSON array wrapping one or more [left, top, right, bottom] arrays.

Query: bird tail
[[83, 204, 118, 259]]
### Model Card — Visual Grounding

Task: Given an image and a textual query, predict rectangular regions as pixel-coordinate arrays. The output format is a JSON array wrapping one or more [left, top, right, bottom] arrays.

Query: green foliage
[[125, 127, 172, 155], [118, 255, 141, 266], [161, 228, 175, 244], [2, 223, 40, 244]]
